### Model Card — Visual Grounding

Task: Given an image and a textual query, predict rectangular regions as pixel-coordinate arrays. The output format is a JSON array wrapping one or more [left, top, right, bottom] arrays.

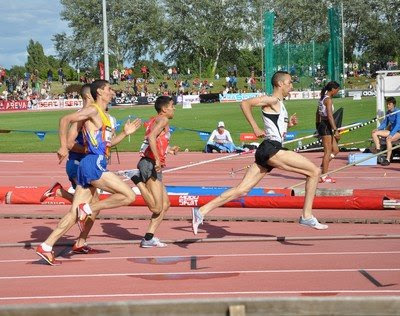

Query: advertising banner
[[219, 93, 263, 103], [0, 100, 28, 111], [177, 95, 201, 104]]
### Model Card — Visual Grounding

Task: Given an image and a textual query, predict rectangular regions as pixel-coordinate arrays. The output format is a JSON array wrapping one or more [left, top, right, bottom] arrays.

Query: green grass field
[[0, 97, 377, 153]]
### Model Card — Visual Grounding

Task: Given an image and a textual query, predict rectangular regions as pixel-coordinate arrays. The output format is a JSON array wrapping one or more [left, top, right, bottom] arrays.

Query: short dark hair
[[80, 83, 91, 98], [386, 96, 396, 105], [271, 71, 289, 87], [90, 79, 109, 101], [154, 96, 173, 113]]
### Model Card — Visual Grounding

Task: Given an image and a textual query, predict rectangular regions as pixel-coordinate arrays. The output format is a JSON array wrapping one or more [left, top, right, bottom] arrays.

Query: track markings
[[1, 289, 400, 301], [1, 250, 399, 264], [0, 268, 399, 280], [0, 160, 23, 163]]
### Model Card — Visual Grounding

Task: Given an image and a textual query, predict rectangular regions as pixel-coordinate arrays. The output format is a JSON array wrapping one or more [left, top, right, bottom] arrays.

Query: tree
[[162, 0, 260, 76], [9, 66, 26, 80], [53, 0, 163, 69], [25, 40, 50, 79]]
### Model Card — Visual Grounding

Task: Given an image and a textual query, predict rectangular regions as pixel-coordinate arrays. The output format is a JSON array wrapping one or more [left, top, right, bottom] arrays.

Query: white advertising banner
[[177, 95, 201, 104], [35, 99, 83, 110]]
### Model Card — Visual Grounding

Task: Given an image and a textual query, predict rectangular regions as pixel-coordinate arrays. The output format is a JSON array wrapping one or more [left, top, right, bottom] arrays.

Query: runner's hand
[[155, 159, 162, 172], [124, 118, 142, 135], [169, 146, 180, 155], [253, 126, 266, 138], [57, 147, 68, 164]]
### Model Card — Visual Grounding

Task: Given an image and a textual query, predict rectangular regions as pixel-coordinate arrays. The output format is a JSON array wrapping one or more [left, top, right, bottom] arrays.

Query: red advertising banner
[[99, 61, 105, 80], [0, 100, 28, 111]]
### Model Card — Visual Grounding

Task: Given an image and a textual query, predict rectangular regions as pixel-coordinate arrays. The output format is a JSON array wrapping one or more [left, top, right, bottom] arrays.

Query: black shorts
[[254, 139, 286, 171], [137, 157, 163, 183], [317, 120, 333, 136]]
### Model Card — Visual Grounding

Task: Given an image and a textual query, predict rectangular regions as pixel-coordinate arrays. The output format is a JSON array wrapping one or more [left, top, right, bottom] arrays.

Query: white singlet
[[318, 95, 334, 118], [261, 100, 288, 144]]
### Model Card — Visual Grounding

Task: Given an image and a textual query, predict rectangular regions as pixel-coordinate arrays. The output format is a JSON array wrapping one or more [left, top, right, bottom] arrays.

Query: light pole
[[76, 57, 80, 82], [102, 0, 110, 81]]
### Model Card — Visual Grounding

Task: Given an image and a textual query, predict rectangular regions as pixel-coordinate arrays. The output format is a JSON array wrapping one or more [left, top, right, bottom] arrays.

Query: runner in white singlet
[[191, 71, 328, 233]]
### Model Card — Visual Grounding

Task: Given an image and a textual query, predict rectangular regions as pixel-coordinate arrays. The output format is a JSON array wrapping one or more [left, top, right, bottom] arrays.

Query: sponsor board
[[178, 195, 200, 206], [177, 95, 201, 104], [0, 100, 28, 111], [219, 93, 263, 102]]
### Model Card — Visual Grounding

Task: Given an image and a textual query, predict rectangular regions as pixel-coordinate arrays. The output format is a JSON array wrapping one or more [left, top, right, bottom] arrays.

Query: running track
[[0, 152, 399, 305]]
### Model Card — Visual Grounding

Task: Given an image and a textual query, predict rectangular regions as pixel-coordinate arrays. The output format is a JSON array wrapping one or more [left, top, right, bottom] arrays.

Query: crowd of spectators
[[0, 62, 263, 103]]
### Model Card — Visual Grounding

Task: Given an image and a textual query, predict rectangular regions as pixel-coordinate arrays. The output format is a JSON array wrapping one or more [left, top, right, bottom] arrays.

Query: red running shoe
[[77, 203, 92, 232], [72, 243, 100, 254], [40, 182, 62, 202], [319, 176, 336, 183], [35, 245, 61, 266]]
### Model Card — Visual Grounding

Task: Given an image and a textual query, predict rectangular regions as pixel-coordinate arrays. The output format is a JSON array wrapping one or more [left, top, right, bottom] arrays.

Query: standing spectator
[[233, 64, 238, 77], [167, 67, 173, 80], [47, 69, 53, 83], [172, 67, 177, 80], [112, 68, 120, 85], [316, 81, 341, 183], [141, 65, 148, 79], [58, 68, 64, 82], [0, 67, 6, 84]]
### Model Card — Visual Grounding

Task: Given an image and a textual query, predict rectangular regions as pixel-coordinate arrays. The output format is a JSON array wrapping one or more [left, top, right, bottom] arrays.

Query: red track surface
[[0, 152, 399, 305]]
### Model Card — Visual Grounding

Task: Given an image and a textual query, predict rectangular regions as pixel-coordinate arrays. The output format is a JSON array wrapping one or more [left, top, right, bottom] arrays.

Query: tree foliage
[[161, 0, 260, 76], [25, 40, 50, 78], [51, 0, 399, 77], [54, 0, 163, 68]]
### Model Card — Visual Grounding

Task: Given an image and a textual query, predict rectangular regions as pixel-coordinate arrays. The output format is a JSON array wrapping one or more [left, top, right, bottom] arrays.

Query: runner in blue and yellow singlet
[[36, 80, 141, 265]]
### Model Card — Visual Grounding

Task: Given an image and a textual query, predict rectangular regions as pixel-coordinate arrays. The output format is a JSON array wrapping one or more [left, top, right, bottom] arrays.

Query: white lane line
[[1, 250, 399, 264], [1, 289, 400, 301], [0, 160, 23, 163], [0, 268, 399, 280]]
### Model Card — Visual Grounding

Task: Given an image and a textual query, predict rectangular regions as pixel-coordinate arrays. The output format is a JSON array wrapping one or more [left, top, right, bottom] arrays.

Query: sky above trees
[[0, 0, 69, 69]]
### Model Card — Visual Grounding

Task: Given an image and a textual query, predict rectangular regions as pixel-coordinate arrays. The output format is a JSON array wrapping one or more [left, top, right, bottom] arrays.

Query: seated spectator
[[205, 121, 243, 153], [372, 97, 400, 166]]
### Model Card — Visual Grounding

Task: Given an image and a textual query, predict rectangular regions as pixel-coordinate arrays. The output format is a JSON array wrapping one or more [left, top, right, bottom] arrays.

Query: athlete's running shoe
[[140, 237, 167, 248], [72, 243, 100, 254], [77, 203, 92, 232], [40, 182, 62, 202], [35, 245, 61, 266], [380, 159, 390, 166], [192, 207, 203, 235], [319, 176, 336, 183], [299, 216, 328, 230]]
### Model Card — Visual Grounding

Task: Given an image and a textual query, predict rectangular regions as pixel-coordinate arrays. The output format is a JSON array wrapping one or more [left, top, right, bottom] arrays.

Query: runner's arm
[[148, 116, 168, 170], [241, 95, 279, 138], [58, 107, 96, 163]]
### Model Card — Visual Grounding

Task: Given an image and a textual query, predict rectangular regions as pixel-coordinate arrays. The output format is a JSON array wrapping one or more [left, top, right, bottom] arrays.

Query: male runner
[[131, 96, 179, 247], [36, 80, 141, 265], [192, 71, 327, 235]]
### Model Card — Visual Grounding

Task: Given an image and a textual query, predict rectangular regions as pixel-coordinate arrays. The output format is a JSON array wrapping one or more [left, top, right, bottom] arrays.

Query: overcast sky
[[0, 0, 70, 69]]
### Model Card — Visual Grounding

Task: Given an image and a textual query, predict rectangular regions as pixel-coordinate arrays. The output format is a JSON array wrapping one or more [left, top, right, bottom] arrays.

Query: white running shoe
[[299, 216, 328, 230], [140, 237, 167, 248], [192, 207, 203, 235]]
